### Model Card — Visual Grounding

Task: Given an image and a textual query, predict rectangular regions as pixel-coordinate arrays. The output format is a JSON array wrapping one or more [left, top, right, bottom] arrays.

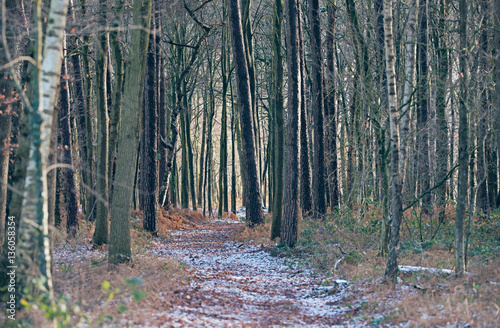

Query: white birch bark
[[19, 0, 69, 296]]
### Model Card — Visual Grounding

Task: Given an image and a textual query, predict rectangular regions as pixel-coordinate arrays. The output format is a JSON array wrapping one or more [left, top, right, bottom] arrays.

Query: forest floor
[[7, 206, 500, 327]]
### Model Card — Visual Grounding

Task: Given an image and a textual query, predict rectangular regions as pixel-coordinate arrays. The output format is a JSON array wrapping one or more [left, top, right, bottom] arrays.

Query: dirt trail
[[144, 220, 363, 327]]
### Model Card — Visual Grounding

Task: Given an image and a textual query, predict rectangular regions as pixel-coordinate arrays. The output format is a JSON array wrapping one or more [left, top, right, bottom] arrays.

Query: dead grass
[[232, 212, 275, 246], [389, 257, 500, 327], [5, 207, 210, 327], [222, 211, 239, 221], [51, 254, 189, 327], [273, 203, 500, 326]]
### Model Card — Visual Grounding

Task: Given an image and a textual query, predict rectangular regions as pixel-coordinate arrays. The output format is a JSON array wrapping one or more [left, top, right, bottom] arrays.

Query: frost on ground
[[142, 221, 362, 327], [49, 213, 490, 328]]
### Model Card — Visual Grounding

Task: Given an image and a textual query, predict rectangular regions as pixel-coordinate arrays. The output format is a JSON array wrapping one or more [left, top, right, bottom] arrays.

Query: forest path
[[143, 220, 363, 327]]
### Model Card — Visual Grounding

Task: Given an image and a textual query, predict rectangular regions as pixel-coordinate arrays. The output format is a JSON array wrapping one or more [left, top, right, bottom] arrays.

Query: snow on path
[[142, 221, 360, 327]]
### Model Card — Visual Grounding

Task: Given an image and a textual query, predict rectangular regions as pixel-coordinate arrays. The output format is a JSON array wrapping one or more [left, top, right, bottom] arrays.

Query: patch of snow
[[399, 265, 454, 275]]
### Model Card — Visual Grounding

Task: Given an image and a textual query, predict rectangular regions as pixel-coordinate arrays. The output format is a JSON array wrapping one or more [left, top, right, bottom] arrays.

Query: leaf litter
[[48, 209, 498, 327], [142, 220, 362, 327]]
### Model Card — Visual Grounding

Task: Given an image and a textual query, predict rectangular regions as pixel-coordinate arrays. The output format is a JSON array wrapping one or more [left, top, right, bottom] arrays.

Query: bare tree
[[228, 0, 264, 226], [281, 0, 301, 247], [383, 0, 403, 280]]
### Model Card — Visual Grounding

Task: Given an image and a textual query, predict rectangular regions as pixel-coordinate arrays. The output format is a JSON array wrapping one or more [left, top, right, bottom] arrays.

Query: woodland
[[0, 0, 499, 326]]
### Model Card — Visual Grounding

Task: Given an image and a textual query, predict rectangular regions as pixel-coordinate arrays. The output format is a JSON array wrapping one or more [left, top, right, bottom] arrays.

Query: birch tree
[[17, 0, 69, 297], [383, 0, 404, 280]]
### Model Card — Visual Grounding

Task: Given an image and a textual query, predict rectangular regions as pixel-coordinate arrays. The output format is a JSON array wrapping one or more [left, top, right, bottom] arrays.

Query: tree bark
[[228, 0, 264, 226], [298, 2, 312, 215], [281, 0, 301, 247], [59, 44, 78, 237], [400, 0, 418, 192], [18, 0, 69, 300], [435, 0, 449, 222], [455, 0, 468, 276], [108, 0, 125, 209], [270, 0, 284, 240], [142, 20, 158, 234], [0, 0, 18, 252], [219, 6, 229, 216], [109, 0, 152, 263], [93, 0, 109, 245], [495, 0, 500, 208], [309, 0, 326, 217], [326, 1, 339, 209], [184, 95, 197, 211], [417, 0, 431, 211], [383, 0, 404, 280], [68, 1, 88, 214], [476, 0, 489, 213], [80, 0, 95, 222]]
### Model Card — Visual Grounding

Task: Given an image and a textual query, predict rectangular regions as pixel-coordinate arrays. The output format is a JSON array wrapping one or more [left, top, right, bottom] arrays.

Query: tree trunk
[[495, 0, 500, 208], [186, 103, 197, 211], [181, 102, 189, 208], [383, 0, 404, 280], [400, 0, 418, 193], [281, 0, 301, 247], [93, 0, 109, 245], [476, 0, 489, 213], [228, 0, 264, 226], [299, 5, 312, 215], [108, 0, 125, 208], [18, 0, 69, 301], [68, 1, 88, 214], [326, 1, 339, 209], [309, 0, 326, 217], [159, 56, 167, 204], [435, 0, 449, 222], [142, 19, 158, 233], [198, 97, 207, 207], [109, 0, 152, 263], [270, 0, 284, 240], [455, 0, 468, 276], [241, 0, 260, 194], [0, 0, 18, 252], [417, 0, 431, 211], [231, 77, 237, 214], [81, 0, 95, 222], [219, 7, 229, 216], [59, 45, 79, 237]]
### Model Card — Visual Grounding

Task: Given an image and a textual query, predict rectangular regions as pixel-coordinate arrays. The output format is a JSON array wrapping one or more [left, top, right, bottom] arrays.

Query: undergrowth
[[2, 207, 205, 328], [269, 203, 500, 326]]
